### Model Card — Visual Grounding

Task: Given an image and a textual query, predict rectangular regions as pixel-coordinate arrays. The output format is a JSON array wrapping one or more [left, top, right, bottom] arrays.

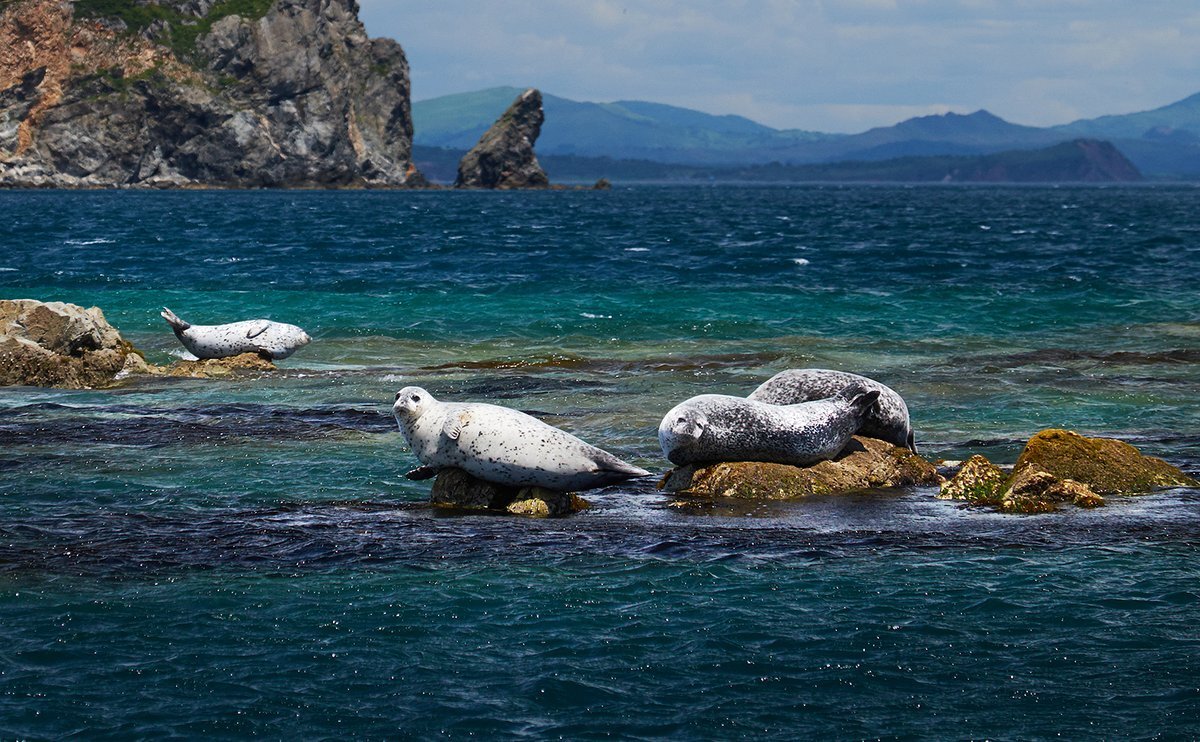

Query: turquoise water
[[1, 186, 1199, 738]]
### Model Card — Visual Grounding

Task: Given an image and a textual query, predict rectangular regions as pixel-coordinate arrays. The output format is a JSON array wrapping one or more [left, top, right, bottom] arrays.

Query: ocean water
[[1, 185, 1199, 738]]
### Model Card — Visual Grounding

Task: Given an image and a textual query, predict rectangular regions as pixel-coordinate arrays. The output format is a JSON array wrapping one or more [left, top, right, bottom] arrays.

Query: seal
[[392, 386, 651, 492], [659, 384, 881, 467], [748, 369, 916, 452], [160, 307, 311, 360]]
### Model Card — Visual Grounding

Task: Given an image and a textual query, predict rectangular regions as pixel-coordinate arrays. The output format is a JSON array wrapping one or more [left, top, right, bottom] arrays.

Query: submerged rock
[[659, 435, 941, 499], [166, 352, 276, 378], [429, 467, 589, 517], [455, 88, 550, 189], [0, 299, 149, 388]]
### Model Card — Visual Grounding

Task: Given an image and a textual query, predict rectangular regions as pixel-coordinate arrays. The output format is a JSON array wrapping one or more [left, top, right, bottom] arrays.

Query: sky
[[357, 1, 1200, 133]]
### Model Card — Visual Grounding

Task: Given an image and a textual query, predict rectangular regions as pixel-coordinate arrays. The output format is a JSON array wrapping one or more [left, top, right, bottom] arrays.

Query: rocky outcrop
[[429, 467, 589, 517], [166, 352, 277, 378], [659, 435, 941, 499], [455, 88, 549, 189], [939, 429, 1196, 514], [0, 299, 151, 388], [0, 0, 423, 187]]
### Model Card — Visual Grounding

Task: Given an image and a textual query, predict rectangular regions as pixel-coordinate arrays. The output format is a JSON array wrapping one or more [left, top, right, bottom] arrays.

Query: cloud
[[358, 1, 1200, 132]]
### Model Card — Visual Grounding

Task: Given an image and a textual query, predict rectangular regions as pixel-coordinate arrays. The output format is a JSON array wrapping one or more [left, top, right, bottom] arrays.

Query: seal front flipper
[[245, 320, 271, 339], [442, 411, 471, 440], [405, 465, 440, 481]]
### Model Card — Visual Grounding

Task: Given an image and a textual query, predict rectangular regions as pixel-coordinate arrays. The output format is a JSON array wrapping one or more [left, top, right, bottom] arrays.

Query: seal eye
[[394, 391, 402, 401], [411, 394, 421, 403]]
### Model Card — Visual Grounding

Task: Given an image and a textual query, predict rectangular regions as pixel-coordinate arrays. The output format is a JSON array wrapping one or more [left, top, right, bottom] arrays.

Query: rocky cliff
[[455, 87, 549, 189], [0, 0, 423, 187]]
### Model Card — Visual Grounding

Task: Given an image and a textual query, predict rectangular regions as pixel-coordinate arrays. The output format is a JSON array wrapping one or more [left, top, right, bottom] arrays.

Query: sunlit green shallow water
[[1, 186, 1198, 738]]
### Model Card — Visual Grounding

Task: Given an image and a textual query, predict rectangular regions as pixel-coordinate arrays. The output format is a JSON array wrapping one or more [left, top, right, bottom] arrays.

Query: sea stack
[[455, 87, 550, 189], [0, 0, 424, 188]]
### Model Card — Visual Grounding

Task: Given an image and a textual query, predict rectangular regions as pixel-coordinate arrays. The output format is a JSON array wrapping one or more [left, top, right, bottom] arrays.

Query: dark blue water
[[1, 186, 1199, 738]]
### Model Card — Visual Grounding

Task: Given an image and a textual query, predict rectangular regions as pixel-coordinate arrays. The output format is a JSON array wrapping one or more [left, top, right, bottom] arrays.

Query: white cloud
[[359, 1, 1200, 132]]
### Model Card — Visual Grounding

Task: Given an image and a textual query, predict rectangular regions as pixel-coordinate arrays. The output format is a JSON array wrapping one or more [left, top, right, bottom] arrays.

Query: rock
[[659, 435, 941, 499], [938, 454, 1007, 504], [429, 467, 589, 517], [455, 88, 550, 189], [0, 299, 146, 388], [0, 0, 423, 188], [506, 490, 590, 518], [1013, 428, 1198, 494], [997, 467, 1066, 514], [166, 352, 276, 378], [592, 178, 612, 190]]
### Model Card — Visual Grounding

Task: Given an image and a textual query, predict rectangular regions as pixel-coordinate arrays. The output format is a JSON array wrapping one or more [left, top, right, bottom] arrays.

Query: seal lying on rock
[[749, 369, 916, 452], [160, 307, 311, 360], [659, 384, 881, 467], [392, 386, 650, 492]]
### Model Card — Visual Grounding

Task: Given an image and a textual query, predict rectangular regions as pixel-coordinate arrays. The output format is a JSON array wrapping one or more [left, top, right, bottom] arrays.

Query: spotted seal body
[[392, 386, 650, 492], [749, 369, 916, 453], [659, 384, 881, 467], [160, 307, 311, 360]]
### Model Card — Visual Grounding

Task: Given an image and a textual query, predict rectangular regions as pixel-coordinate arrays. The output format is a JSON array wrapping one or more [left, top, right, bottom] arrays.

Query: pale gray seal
[[659, 384, 881, 467], [749, 369, 916, 452], [392, 386, 650, 492], [160, 307, 311, 360]]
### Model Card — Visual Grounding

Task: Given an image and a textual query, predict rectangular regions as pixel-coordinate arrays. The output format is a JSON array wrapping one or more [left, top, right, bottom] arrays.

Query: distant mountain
[[414, 87, 1200, 178], [1055, 92, 1200, 140], [413, 86, 833, 164], [415, 139, 1141, 185]]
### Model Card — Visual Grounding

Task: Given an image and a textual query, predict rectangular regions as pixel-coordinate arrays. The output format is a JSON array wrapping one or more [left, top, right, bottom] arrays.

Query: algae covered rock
[[429, 467, 589, 517], [0, 299, 147, 388], [1012, 429, 1197, 494], [660, 435, 941, 499], [166, 352, 276, 378], [938, 454, 1007, 504], [941, 428, 1192, 515]]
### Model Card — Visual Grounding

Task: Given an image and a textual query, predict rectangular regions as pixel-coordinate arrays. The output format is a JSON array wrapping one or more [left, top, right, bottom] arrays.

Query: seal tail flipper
[[160, 307, 191, 332], [590, 448, 652, 481], [906, 429, 918, 454]]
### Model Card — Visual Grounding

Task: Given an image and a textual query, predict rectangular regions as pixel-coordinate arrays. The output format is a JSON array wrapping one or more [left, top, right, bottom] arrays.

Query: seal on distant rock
[[749, 369, 916, 452], [392, 386, 650, 492], [659, 384, 881, 467], [160, 307, 311, 360]]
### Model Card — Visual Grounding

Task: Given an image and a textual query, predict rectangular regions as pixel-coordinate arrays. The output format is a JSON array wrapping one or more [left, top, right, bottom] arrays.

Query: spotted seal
[[659, 384, 881, 467], [392, 386, 650, 491], [749, 369, 916, 452], [160, 307, 311, 360]]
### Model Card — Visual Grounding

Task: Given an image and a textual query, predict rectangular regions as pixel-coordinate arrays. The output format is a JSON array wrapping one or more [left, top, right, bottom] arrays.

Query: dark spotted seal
[[392, 386, 650, 492], [749, 369, 916, 452], [161, 307, 311, 360], [659, 384, 881, 467]]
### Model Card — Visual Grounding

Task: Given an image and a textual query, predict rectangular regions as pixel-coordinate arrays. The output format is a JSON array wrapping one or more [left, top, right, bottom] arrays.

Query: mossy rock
[[429, 468, 589, 517], [166, 352, 276, 378], [1013, 429, 1198, 494], [660, 435, 942, 499], [938, 455, 1007, 505]]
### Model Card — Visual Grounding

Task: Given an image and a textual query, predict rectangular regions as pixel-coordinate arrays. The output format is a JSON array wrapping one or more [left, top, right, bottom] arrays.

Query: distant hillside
[[413, 86, 833, 164], [415, 87, 1200, 178], [415, 139, 1142, 185]]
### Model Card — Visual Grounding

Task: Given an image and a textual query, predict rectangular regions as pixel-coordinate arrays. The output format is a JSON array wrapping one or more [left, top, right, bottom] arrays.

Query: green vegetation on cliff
[[73, 0, 273, 59]]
